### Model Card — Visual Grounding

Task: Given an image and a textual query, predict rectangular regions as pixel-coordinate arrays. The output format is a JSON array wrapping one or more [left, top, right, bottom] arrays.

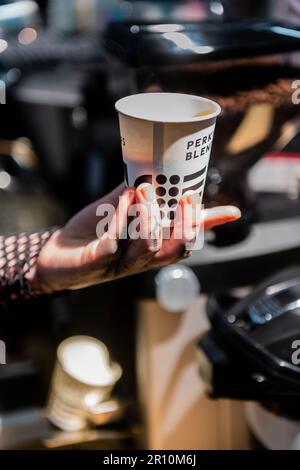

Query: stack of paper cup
[[47, 336, 122, 432], [115, 93, 221, 227]]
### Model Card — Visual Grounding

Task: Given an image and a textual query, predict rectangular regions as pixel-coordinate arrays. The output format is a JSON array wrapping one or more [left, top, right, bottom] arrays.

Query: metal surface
[[106, 20, 300, 66]]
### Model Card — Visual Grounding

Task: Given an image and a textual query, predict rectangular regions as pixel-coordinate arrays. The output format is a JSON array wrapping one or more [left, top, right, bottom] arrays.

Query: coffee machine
[[198, 266, 300, 449]]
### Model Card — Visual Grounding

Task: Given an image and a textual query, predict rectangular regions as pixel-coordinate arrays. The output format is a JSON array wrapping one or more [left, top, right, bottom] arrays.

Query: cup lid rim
[[115, 92, 221, 124]]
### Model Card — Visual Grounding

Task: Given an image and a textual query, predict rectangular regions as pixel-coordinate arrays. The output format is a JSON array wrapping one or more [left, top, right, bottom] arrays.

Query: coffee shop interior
[[2, 0, 300, 451]]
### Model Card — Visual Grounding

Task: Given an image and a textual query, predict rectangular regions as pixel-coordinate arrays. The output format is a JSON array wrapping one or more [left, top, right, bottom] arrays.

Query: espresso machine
[[197, 266, 300, 449]]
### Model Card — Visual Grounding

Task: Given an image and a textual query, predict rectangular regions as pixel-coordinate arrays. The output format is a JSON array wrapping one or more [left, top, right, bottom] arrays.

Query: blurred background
[[1, 0, 300, 451]]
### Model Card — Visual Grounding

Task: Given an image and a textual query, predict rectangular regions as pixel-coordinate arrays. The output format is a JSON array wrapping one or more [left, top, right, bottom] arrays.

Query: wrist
[[0, 228, 60, 306], [27, 263, 54, 295], [26, 228, 62, 295]]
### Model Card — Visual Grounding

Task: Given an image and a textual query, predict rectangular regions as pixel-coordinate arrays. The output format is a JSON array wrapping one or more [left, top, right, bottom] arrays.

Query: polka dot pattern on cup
[[155, 174, 182, 222]]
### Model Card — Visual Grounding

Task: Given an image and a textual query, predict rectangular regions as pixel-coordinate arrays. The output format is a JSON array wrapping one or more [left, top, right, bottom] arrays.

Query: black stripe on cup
[[184, 167, 206, 183], [182, 179, 205, 194], [124, 163, 129, 185]]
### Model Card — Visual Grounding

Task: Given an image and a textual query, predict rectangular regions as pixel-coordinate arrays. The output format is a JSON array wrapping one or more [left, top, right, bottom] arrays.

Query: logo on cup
[[123, 163, 207, 223]]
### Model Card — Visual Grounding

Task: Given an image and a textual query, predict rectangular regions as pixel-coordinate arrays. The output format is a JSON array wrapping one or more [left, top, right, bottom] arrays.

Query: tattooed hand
[[27, 184, 241, 293]]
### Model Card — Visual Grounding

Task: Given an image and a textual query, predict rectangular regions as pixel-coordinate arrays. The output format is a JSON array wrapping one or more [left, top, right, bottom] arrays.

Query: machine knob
[[155, 264, 200, 313]]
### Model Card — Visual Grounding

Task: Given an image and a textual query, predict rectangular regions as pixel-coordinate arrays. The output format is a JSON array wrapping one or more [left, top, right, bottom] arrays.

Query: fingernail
[[127, 189, 136, 203], [138, 183, 156, 203], [183, 249, 193, 259], [182, 191, 202, 209], [150, 236, 162, 253], [182, 191, 202, 225], [150, 208, 162, 249], [207, 206, 241, 220]]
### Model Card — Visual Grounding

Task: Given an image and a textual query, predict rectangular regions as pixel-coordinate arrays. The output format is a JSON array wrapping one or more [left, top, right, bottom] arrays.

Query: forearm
[[0, 228, 59, 307]]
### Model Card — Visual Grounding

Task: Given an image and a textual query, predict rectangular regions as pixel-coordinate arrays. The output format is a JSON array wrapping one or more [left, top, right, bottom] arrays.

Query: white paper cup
[[47, 336, 122, 432], [116, 93, 221, 226]]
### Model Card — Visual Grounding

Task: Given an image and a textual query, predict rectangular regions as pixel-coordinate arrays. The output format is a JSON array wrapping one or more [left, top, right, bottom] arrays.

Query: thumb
[[203, 206, 241, 231]]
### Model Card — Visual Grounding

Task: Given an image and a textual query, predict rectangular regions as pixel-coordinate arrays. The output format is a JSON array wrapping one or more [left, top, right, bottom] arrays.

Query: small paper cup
[[47, 336, 122, 432], [116, 93, 221, 226]]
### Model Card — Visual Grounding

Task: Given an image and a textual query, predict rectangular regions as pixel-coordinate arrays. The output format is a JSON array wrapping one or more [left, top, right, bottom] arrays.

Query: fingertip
[[123, 187, 136, 204], [223, 206, 242, 220], [124, 185, 136, 195], [136, 183, 156, 204], [205, 206, 241, 221], [180, 191, 201, 207], [203, 205, 241, 230]]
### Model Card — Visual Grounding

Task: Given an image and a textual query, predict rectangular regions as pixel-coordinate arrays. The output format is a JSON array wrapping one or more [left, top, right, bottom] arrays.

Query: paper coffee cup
[[116, 93, 221, 226], [47, 336, 122, 432]]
